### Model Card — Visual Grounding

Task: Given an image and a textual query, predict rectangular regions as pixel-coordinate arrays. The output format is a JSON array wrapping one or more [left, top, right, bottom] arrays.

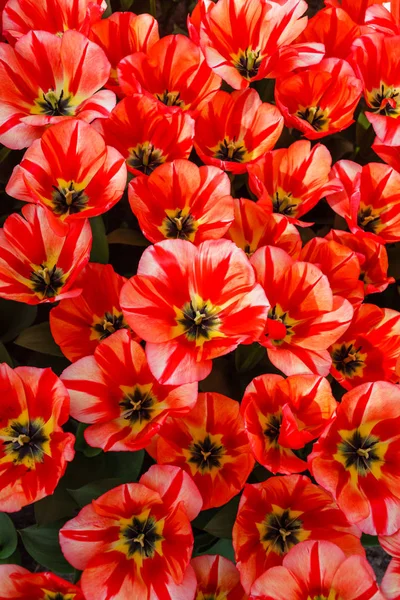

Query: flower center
[[272, 190, 301, 217], [128, 141, 165, 175], [369, 83, 400, 117], [331, 342, 366, 377], [119, 386, 155, 425], [296, 105, 329, 131], [336, 429, 384, 476], [35, 89, 74, 116], [187, 434, 225, 473], [357, 206, 381, 234], [92, 312, 128, 341], [258, 508, 305, 555], [30, 264, 64, 299], [161, 208, 198, 241], [51, 182, 89, 216], [233, 48, 262, 79], [155, 89, 186, 109], [120, 515, 164, 560], [176, 300, 221, 343], [1, 418, 49, 466], [264, 413, 282, 445], [214, 137, 247, 162]]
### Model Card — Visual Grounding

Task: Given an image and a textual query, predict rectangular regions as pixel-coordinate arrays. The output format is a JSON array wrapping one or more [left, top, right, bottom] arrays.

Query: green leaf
[[103, 0, 112, 17], [357, 111, 370, 131], [0, 147, 11, 164], [19, 521, 74, 573], [0, 548, 21, 565], [361, 533, 380, 547], [0, 299, 37, 343], [193, 531, 218, 556], [68, 478, 132, 508], [120, 0, 134, 8], [0, 342, 13, 367], [89, 216, 109, 264], [192, 507, 219, 530], [149, 0, 157, 18], [14, 322, 64, 357], [235, 343, 265, 373], [34, 482, 78, 526], [75, 423, 102, 457], [65, 450, 145, 507], [204, 496, 240, 539], [0, 513, 18, 559], [107, 227, 149, 247], [205, 538, 235, 562]]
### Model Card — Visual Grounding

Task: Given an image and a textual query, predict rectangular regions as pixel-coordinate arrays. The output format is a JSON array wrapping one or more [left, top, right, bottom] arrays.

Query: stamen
[[357, 448, 370, 459], [174, 216, 183, 231], [16, 434, 30, 446], [279, 528, 290, 541], [133, 533, 145, 547], [194, 310, 205, 326]]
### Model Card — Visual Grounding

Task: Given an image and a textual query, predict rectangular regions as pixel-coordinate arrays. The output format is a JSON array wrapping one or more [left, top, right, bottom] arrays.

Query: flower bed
[[0, 0, 399, 598]]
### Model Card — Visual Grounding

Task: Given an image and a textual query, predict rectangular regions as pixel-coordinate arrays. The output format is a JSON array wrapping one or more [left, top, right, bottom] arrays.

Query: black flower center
[[51, 182, 89, 216], [128, 142, 165, 175], [357, 207, 381, 234], [162, 209, 197, 240], [331, 343, 365, 377], [337, 429, 382, 476], [188, 434, 225, 473], [272, 191, 299, 216], [370, 83, 400, 116], [30, 264, 64, 298], [261, 508, 303, 555], [2, 418, 49, 464], [155, 89, 185, 108], [119, 387, 155, 425], [121, 515, 164, 559], [93, 312, 127, 341], [177, 300, 220, 342], [214, 137, 246, 162], [234, 48, 262, 79], [297, 106, 328, 131], [264, 413, 282, 444], [36, 89, 74, 116]]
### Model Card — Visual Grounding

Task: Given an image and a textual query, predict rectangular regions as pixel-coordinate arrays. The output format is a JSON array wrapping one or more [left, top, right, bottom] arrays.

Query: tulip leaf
[[0, 342, 13, 367], [19, 521, 74, 574], [120, 0, 135, 8], [0, 549, 21, 565], [107, 227, 150, 247], [68, 478, 133, 508], [14, 322, 64, 357], [75, 423, 103, 457], [0, 299, 37, 343], [361, 534, 380, 547], [103, 0, 112, 17], [0, 513, 18, 559], [34, 476, 79, 526], [204, 496, 240, 539], [205, 538, 235, 562], [90, 216, 109, 264], [235, 343, 265, 373]]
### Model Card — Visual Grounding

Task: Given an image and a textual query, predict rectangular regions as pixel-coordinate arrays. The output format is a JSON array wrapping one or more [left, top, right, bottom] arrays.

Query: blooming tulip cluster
[[0, 0, 400, 599]]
